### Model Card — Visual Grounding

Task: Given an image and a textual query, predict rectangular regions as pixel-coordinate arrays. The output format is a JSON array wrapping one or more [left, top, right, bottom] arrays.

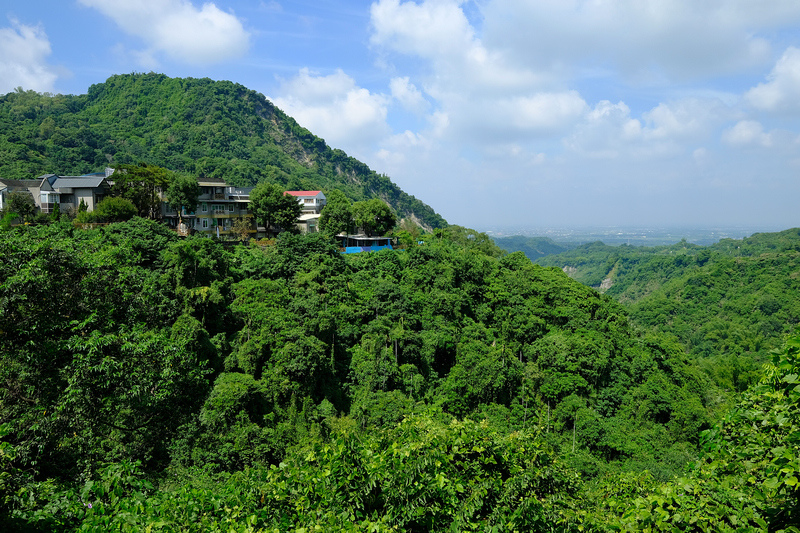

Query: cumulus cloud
[[746, 47, 800, 114], [722, 120, 774, 147], [390, 77, 428, 114], [270, 68, 391, 157], [358, 1, 800, 227], [0, 18, 59, 93], [77, 0, 250, 65], [479, 0, 796, 82], [567, 98, 731, 159], [370, 0, 541, 92]]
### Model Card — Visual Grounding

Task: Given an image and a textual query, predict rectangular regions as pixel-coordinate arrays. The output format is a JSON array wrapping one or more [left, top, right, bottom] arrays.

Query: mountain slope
[[528, 229, 800, 389], [0, 73, 446, 229]]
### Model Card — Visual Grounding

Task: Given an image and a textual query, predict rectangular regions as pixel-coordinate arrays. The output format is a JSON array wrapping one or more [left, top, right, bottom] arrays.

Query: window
[[212, 204, 225, 212], [201, 203, 208, 212], [228, 204, 234, 212], [304, 198, 314, 204], [202, 219, 208, 228]]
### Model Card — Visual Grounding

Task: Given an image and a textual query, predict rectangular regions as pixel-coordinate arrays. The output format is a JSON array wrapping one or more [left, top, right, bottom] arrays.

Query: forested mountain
[[0, 73, 445, 229], [5, 220, 786, 530], [518, 229, 800, 392]]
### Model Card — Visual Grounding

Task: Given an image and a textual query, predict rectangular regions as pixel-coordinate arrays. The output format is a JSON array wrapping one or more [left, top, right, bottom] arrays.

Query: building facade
[[161, 178, 256, 237], [0, 172, 111, 215]]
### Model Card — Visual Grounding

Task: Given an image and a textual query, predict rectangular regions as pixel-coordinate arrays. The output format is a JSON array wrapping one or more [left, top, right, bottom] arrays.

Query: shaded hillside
[[0, 73, 445, 229]]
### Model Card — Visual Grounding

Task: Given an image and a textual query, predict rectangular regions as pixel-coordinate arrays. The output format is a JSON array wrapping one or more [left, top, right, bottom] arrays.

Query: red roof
[[285, 190, 322, 197]]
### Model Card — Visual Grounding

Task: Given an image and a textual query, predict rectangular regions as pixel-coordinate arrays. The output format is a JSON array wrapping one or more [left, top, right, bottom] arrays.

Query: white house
[[285, 190, 327, 214]]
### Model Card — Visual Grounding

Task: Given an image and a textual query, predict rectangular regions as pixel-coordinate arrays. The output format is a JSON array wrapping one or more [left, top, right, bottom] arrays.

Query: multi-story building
[[0, 172, 111, 215], [161, 178, 255, 237]]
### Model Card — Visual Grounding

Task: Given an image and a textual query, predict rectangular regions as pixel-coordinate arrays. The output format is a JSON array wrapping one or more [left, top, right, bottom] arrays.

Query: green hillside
[[1, 220, 745, 531], [526, 229, 800, 390], [0, 73, 446, 229], [494, 235, 577, 261]]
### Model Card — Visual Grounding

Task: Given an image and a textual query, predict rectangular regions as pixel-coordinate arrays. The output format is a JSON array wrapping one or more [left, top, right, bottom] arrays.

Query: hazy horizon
[[481, 223, 793, 247]]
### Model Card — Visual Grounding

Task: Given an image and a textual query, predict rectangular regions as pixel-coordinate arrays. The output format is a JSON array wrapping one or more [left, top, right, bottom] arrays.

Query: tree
[[166, 174, 200, 229], [6, 191, 36, 221], [319, 189, 353, 236], [77, 196, 137, 222], [232, 216, 254, 242], [352, 198, 397, 237], [249, 182, 301, 238], [111, 163, 173, 219]]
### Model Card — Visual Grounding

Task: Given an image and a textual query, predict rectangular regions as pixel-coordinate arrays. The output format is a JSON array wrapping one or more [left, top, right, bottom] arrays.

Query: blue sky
[[3, 0, 800, 231]]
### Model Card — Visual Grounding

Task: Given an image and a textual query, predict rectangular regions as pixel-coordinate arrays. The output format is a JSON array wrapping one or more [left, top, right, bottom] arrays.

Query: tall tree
[[111, 163, 173, 219], [319, 189, 353, 236], [5, 191, 36, 222], [166, 174, 200, 229], [352, 198, 397, 237], [249, 182, 301, 238]]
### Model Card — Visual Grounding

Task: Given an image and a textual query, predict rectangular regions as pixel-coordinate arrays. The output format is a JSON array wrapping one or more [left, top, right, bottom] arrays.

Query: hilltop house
[[285, 190, 326, 234], [0, 171, 111, 214], [2, 169, 330, 239], [161, 178, 256, 237]]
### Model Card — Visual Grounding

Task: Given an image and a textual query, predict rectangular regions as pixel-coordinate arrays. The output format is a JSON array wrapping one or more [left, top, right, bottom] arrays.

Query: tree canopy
[[2, 218, 780, 530], [249, 182, 302, 238], [166, 173, 200, 227], [352, 198, 397, 236], [319, 188, 353, 236]]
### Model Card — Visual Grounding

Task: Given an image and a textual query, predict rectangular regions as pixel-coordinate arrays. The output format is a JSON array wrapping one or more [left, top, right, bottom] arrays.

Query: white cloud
[[77, 0, 250, 65], [390, 76, 428, 114], [746, 47, 800, 114], [370, 0, 542, 92], [566, 97, 730, 160], [500, 92, 587, 133], [0, 18, 59, 93], [270, 68, 391, 157], [480, 0, 799, 82], [370, 0, 473, 60], [722, 120, 774, 147], [358, 1, 800, 228], [641, 99, 729, 141]]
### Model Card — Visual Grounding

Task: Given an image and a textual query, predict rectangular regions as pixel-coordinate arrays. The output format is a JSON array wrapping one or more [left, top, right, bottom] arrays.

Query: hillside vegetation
[[511, 229, 800, 392], [4, 220, 783, 531], [0, 74, 445, 229]]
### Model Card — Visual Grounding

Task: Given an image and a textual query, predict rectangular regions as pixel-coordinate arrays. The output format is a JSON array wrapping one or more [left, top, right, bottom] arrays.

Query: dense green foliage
[[1, 219, 764, 530], [318, 189, 353, 236], [165, 174, 200, 227], [495, 235, 577, 261], [248, 182, 301, 237], [351, 198, 397, 236], [0, 75, 446, 229], [526, 230, 800, 393], [75, 196, 138, 223]]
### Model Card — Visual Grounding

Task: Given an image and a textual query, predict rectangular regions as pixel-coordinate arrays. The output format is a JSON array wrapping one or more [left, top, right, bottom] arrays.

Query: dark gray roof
[[52, 176, 108, 189], [0, 179, 41, 189]]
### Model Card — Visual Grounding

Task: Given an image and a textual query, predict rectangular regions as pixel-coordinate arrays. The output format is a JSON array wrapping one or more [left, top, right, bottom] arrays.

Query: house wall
[[74, 189, 98, 211]]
